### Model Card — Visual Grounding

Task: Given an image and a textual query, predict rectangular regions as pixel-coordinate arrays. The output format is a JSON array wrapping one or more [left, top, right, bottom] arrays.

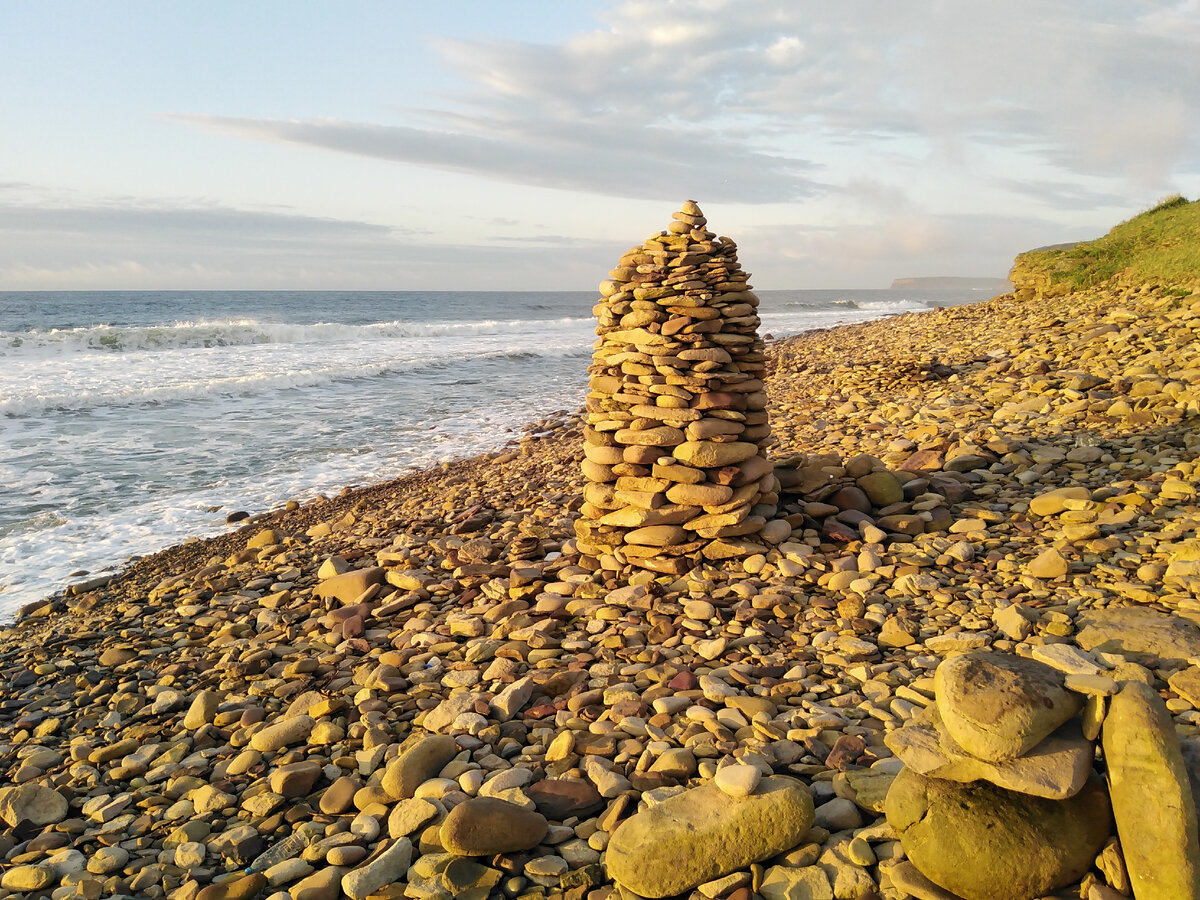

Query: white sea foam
[[822, 297, 931, 312], [758, 299, 925, 336], [0, 315, 593, 357], [0, 321, 596, 416], [0, 367, 586, 613]]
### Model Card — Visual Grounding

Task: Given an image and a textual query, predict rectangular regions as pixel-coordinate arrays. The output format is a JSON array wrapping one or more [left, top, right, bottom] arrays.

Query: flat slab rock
[[934, 651, 1082, 761], [606, 776, 815, 898], [1075, 606, 1200, 667], [885, 705, 1093, 799]]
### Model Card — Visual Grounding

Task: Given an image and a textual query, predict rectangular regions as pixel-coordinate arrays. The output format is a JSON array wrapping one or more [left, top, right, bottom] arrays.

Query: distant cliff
[[889, 276, 1012, 291], [1009, 194, 1200, 300]]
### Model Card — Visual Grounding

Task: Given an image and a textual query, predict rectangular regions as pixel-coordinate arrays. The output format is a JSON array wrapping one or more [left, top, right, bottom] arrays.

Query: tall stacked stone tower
[[574, 201, 778, 575]]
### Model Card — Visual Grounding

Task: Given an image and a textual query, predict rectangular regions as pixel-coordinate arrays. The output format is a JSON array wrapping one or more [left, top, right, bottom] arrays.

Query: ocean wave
[[0, 510, 69, 540], [827, 298, 927, 312], [0, 316, 593, 357], [0, 344, 590, 417]]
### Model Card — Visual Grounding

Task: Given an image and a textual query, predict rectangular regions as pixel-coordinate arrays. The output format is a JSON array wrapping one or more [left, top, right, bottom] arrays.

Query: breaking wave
[[0, 316, 592, 357]]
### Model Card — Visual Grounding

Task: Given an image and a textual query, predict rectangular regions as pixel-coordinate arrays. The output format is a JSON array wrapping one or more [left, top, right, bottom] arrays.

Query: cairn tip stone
[[885, 767, 1111, 900], [606, 775, 814, 898], [934, 651, 1082, 761], [1102, 681, 1200, 899], [576, 202, 774, 572]]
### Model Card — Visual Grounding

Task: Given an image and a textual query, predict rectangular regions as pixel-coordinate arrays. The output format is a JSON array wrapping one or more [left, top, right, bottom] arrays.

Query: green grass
[[1014, 194, 1200, 294]]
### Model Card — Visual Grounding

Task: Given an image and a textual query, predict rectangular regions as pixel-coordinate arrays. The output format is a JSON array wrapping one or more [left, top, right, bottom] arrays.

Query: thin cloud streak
[[168, 114, 823, 204], [0, 196, 621, 290], [0, 204, 397, 240]]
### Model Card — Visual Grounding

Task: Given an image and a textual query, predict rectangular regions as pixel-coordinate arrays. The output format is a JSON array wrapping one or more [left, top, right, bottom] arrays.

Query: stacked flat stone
[[574, 201, 778, 575], [883, 651, 1121, 900]]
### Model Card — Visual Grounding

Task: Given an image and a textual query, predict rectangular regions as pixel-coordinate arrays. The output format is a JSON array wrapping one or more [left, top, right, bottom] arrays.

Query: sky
[[1, 0, 1198, 291]]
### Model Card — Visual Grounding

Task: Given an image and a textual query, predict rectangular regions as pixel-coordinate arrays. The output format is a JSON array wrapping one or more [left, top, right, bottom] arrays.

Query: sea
[[0, 288, 994, 617]]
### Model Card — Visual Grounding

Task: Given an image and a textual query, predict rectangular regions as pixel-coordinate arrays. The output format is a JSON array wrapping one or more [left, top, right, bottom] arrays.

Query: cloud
[[492, 234, 603, 247], [988, 178, 1129, 211], [0, 194, 617, 289], [742, 212, 1097, 288], [0, 202, 397, 242], [167, 1, 1200, 206], [14, 3, 1197, 290]]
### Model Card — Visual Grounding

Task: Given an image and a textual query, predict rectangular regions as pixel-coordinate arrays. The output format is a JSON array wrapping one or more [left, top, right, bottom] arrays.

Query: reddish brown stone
[[527, 779, 604, 820], [668, 671, 698, 691], [825, 734, 868, 771]]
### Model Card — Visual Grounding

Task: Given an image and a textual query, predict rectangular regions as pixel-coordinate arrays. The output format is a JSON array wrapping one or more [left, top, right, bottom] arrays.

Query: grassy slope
[[1011, 195, 1200, 298]]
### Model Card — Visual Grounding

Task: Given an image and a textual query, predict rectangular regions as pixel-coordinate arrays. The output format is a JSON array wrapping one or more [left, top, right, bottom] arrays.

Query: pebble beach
[[2, 258, 1200, 899]]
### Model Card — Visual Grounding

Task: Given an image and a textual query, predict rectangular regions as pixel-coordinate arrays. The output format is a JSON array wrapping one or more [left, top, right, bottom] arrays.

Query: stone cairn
[[881, 649, 1200, 900], [574, 201, 784, 575]]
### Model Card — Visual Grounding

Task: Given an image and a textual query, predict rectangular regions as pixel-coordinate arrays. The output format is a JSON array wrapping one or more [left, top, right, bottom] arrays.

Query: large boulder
[[606, 776, 814, 898], [1102, 682, 1200, 899], [1076, 606, 1200, 668], [885, 768, 1111, 900], [934, 651, 1081, 761], [0, 783, 68, 827], [1182, 737, 1200, 817]]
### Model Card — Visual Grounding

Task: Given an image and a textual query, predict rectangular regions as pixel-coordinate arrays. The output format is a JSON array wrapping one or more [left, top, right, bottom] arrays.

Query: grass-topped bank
[[1011, 194, 1200, 300]]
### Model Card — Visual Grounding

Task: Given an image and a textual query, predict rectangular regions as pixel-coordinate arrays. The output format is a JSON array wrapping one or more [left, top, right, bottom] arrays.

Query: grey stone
[[1181, 737, 1200, 818], [0, 783, 68, 827], [341, 837, 412, 900], [423, 692, 487, 734], [388, 797, 440, 838], [489, 675, 534, 722], [759, 865, 833, 900], [883, 860, 963, 900]]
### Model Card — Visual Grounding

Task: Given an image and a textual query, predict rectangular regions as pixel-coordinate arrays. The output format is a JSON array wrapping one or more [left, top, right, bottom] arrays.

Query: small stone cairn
[[575, 201, 783, 575], [883, 649, 1200, 900]]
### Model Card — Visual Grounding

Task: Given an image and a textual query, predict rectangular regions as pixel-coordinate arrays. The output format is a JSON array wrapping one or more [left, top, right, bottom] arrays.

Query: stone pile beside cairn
[[574, 201, 786, 576]]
